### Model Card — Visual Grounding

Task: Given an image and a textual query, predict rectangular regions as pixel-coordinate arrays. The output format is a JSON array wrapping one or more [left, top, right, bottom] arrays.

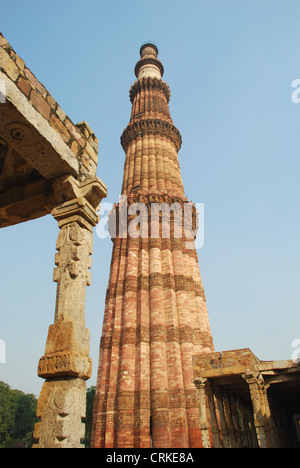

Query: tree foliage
[[0, 381, 37, 448]]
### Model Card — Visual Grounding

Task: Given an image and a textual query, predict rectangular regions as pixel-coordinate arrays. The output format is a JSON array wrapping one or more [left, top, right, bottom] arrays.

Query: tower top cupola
[[134, 41, 164, 80]]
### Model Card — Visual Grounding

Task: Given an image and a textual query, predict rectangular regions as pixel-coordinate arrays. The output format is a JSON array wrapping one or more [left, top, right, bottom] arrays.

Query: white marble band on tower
[[135, 42, 164, 80]]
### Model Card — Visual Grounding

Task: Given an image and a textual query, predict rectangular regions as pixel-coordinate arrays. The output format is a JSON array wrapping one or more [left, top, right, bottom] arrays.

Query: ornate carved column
[[194, 378, 211, 448], [33, 175, 107, 448], [242, 371, 273, 448]]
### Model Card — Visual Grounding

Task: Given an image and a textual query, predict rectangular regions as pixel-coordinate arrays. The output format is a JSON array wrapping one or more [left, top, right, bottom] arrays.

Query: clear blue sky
[[0, 0, 299, 396]]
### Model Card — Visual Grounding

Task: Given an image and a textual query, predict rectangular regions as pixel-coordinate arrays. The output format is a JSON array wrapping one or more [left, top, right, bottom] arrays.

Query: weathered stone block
[[30, 89, 51, 120], [49, 113, 70, 142], [33, 378, 87, 448]]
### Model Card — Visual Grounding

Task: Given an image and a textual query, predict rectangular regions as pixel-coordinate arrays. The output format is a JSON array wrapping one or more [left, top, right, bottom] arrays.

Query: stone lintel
[[200, 365, 251, 379], [193, 348, 260, 379], [261, 369, 300, 385], [258, 359, 298, 372]]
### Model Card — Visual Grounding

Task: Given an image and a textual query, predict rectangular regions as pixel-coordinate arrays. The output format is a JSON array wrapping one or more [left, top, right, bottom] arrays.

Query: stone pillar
[[236, 398, 252, 448], [229, 395, 242, 448], [33, 176, 106, 448], [194, 378, 211, 448], [242, 371, 273, 448], [205, 381, 222, 448], [222, 390, 237, 448], [212, 385, 230, 448], [258, 377, 277, 447]]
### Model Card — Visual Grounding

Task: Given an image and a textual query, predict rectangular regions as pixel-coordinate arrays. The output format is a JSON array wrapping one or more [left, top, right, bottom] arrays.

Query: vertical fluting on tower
[[91, 43, 214, 448]]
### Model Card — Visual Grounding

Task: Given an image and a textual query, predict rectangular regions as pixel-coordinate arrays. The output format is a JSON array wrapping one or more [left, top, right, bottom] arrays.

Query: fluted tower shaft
[[91, 43, 214, 448]]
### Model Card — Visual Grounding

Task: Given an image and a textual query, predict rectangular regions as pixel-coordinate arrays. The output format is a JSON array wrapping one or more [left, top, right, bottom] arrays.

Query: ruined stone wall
[[0, 32, 98, 179]]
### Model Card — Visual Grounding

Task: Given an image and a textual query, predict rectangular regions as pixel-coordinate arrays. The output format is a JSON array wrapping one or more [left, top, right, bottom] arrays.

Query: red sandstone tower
[[91, 43, 214, 448]]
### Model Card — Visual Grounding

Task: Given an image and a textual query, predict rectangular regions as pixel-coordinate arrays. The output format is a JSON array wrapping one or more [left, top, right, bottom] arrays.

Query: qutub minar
[[91, 43, 214, 448]]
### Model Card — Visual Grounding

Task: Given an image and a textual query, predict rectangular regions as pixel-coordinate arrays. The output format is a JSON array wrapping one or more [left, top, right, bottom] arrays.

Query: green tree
[[0, 381, 13, 448], [0, 381, 37, 448], [11, 392, 37, 441]]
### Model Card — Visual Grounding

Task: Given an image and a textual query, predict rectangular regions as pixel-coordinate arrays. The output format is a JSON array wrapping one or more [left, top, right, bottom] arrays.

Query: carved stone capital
[[52, 174, 107, 209], [52, 197, 100, 231], [194, 377, 207, 389], [51, 174, 107, 231], [242, 370, 261, 386]]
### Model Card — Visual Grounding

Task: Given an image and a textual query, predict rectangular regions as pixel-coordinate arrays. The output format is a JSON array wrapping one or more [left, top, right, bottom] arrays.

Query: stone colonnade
[[194, 372, 276, 448]]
